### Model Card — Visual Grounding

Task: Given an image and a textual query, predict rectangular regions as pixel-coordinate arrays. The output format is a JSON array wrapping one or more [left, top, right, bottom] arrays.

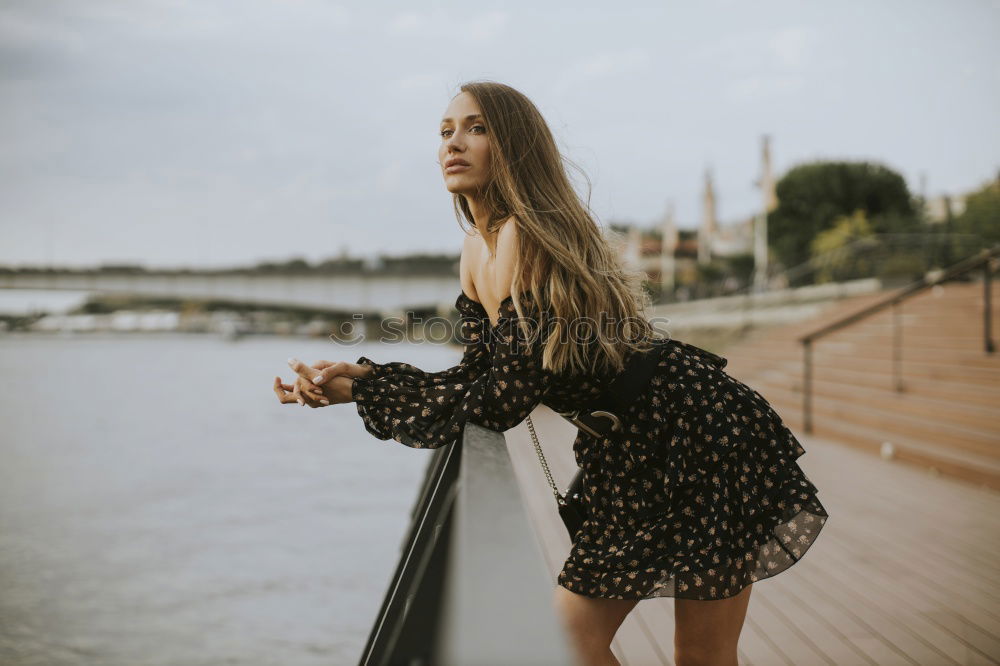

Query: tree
[[810, 210, 876, 283], [953, 175, 1000, 248], [768, 161, 917, 273]]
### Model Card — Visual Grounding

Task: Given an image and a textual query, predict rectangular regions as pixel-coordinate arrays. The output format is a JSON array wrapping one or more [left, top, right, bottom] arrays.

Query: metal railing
[[652, 232, 987, 304], [797, 244, 1000, 434], [358, 423, 573, 666]]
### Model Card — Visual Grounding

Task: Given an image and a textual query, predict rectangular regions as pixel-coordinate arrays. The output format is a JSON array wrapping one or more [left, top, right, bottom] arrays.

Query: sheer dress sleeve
[[350, 291, 550, 449]]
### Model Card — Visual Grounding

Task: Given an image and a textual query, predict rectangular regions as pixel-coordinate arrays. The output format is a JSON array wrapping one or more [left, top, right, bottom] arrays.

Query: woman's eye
[[440, 126, 485, 138]]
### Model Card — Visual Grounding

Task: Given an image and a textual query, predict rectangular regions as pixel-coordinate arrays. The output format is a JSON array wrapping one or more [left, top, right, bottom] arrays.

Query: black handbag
[[526, 339, 672, 539], [526, 414, 587, 538]]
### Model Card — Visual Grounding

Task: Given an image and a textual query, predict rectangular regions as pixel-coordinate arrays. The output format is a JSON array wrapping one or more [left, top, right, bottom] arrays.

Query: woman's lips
[[445, 164, 471, 173]]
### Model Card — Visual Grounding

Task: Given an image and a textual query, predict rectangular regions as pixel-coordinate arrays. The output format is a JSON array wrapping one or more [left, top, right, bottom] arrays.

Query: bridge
[[0, 269, 462, 314]]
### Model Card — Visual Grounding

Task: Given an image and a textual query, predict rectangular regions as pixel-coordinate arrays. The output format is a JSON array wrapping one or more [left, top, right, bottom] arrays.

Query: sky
[[0, 0, 997, 269]]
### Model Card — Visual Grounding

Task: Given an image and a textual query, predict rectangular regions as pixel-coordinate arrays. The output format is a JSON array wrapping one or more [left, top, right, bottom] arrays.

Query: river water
[[0, 332, 461, 665]]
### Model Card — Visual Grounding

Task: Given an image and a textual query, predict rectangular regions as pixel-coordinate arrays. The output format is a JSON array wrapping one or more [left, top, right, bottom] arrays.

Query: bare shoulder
[[492, 217, 520, 299]]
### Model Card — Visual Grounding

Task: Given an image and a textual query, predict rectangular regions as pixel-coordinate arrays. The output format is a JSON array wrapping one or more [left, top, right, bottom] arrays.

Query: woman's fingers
[[311, 361, 350, 385], [287, 357, 316, 380], [286, 357, 327, 395], [291, 381, 306, 407], [312, 360, 371, 385], [275, 375, 325, 407], [274, 377, 298, 404], [296, 376, 329, 405]]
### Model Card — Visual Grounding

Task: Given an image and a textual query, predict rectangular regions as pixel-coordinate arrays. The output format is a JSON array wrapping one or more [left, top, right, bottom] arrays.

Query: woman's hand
[[273, 374, 354, 407], [274, 358, 372, 408], [273, 376, 329, 407], [308, 360, 374, 385]]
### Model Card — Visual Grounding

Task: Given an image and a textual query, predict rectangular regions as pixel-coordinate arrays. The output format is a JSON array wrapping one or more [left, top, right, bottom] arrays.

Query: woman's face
[[438, 91, 491, 197]]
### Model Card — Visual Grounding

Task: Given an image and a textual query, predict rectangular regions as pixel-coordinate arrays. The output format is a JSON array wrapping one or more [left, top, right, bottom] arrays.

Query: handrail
[[797, 243, 1000, 434], [358, 424, 573, 665], [357, 440, 460, 665]]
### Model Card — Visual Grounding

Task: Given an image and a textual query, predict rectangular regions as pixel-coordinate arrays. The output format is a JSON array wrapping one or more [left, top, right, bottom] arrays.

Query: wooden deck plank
[[835, 509, 1000, 592], [923, 610, 1000, 665], [503, 407, 1000, 665], [816, 453, 1000, 558], [744, 590, 831, 664], [797, 544, 965, 664], [793, 431, 1000, 584], [821, 491, 1000, 617], [761, 571, 880, 665], [813, 485, 1000, 633], [807, 536, 988, 665], [837, 483, 1000, 572], [823, 526, 1000, 642], [765, 565, 908, 665]]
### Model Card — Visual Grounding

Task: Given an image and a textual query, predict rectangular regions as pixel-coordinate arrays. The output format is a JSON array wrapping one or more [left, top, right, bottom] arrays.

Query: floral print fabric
[[351, 290, 829, 600]]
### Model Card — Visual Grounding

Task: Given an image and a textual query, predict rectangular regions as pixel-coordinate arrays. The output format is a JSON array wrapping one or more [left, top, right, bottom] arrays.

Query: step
[[753, 381, 999, 461], [802, 341, 1000, 368], [814, 325, 1000, 344], [750, 374, 1000, 432], [827, 328, 999, 353], [739, 349, 1000, 385], [737, 324, 994, 350], [727, 361, 1000, 410], [777, 407, 1000, 491]]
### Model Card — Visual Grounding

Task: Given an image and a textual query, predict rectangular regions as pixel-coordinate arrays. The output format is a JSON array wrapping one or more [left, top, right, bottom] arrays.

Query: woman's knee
[[673, 584, 752, 665], [674, 642, 738, 666], [551, 585, 634, 647]]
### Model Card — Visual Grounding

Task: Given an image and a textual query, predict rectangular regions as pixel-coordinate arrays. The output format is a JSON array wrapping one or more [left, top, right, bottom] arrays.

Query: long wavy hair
[[450, 79, 664, 377]]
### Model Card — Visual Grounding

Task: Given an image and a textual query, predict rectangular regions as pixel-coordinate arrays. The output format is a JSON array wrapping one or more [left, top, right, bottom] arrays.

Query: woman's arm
[[350, 290, 549, 447], [350, 219, 550, 447], [349, 227, 490, 385]]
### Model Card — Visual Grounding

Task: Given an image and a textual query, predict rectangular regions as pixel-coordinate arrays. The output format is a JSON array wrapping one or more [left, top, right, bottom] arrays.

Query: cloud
[[385, 8, 507, 43], [692, 24, 811, 71], [769, 26, 808, 70], [694, 25, 811, 102], [553, 46, 652, 96], [387, 10, 424, 34], [726, 73, 804, 101], [394, 72, 446, 92]]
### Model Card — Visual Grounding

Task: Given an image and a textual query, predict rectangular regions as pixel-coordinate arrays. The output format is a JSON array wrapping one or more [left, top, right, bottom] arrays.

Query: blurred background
[[1, 1, 997, 665]]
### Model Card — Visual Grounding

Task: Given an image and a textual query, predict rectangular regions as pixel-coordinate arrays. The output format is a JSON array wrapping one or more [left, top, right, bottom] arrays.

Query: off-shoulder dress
[[350, 289, 829, 600]]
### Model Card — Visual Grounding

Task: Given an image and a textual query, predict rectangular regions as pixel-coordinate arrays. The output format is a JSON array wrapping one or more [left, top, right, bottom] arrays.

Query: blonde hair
[[451, 80, 663, 376]]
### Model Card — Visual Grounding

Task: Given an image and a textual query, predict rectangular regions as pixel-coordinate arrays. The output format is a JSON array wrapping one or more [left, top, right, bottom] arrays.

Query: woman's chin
[[443, 181, 475, 195]]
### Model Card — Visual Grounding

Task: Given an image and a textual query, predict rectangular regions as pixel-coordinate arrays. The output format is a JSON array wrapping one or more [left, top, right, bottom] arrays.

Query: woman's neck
[[465, 196, 497, 254]]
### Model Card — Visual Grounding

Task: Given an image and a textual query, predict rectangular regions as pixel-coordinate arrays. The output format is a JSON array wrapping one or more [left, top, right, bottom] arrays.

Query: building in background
[[614, 135, 775, 298]]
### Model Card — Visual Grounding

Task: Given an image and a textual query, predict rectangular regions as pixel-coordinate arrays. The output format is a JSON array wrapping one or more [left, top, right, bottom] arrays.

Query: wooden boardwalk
[[504, 406, 1000, 666]]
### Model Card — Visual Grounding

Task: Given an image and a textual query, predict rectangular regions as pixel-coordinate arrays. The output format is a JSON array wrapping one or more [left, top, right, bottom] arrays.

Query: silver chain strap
[[525, 414, 563, 502]]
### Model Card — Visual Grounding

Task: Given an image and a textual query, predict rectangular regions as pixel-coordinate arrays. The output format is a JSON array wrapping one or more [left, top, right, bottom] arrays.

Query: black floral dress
[[350, 289, 829, 601]]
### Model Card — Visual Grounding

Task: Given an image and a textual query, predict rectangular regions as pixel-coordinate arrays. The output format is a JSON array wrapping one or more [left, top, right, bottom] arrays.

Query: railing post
[[985, 260, 995, 354], [892, 300, 903, 392], [803, 338, 813, 434]]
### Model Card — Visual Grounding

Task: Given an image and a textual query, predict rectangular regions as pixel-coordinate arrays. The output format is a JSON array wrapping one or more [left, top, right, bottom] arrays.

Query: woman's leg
[[552, 584, 639, 666], [673, 583, 753, 666]]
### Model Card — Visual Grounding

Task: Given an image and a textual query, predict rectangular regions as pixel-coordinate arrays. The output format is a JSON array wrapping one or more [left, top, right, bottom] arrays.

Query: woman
[[274, 80, 829, 666]]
